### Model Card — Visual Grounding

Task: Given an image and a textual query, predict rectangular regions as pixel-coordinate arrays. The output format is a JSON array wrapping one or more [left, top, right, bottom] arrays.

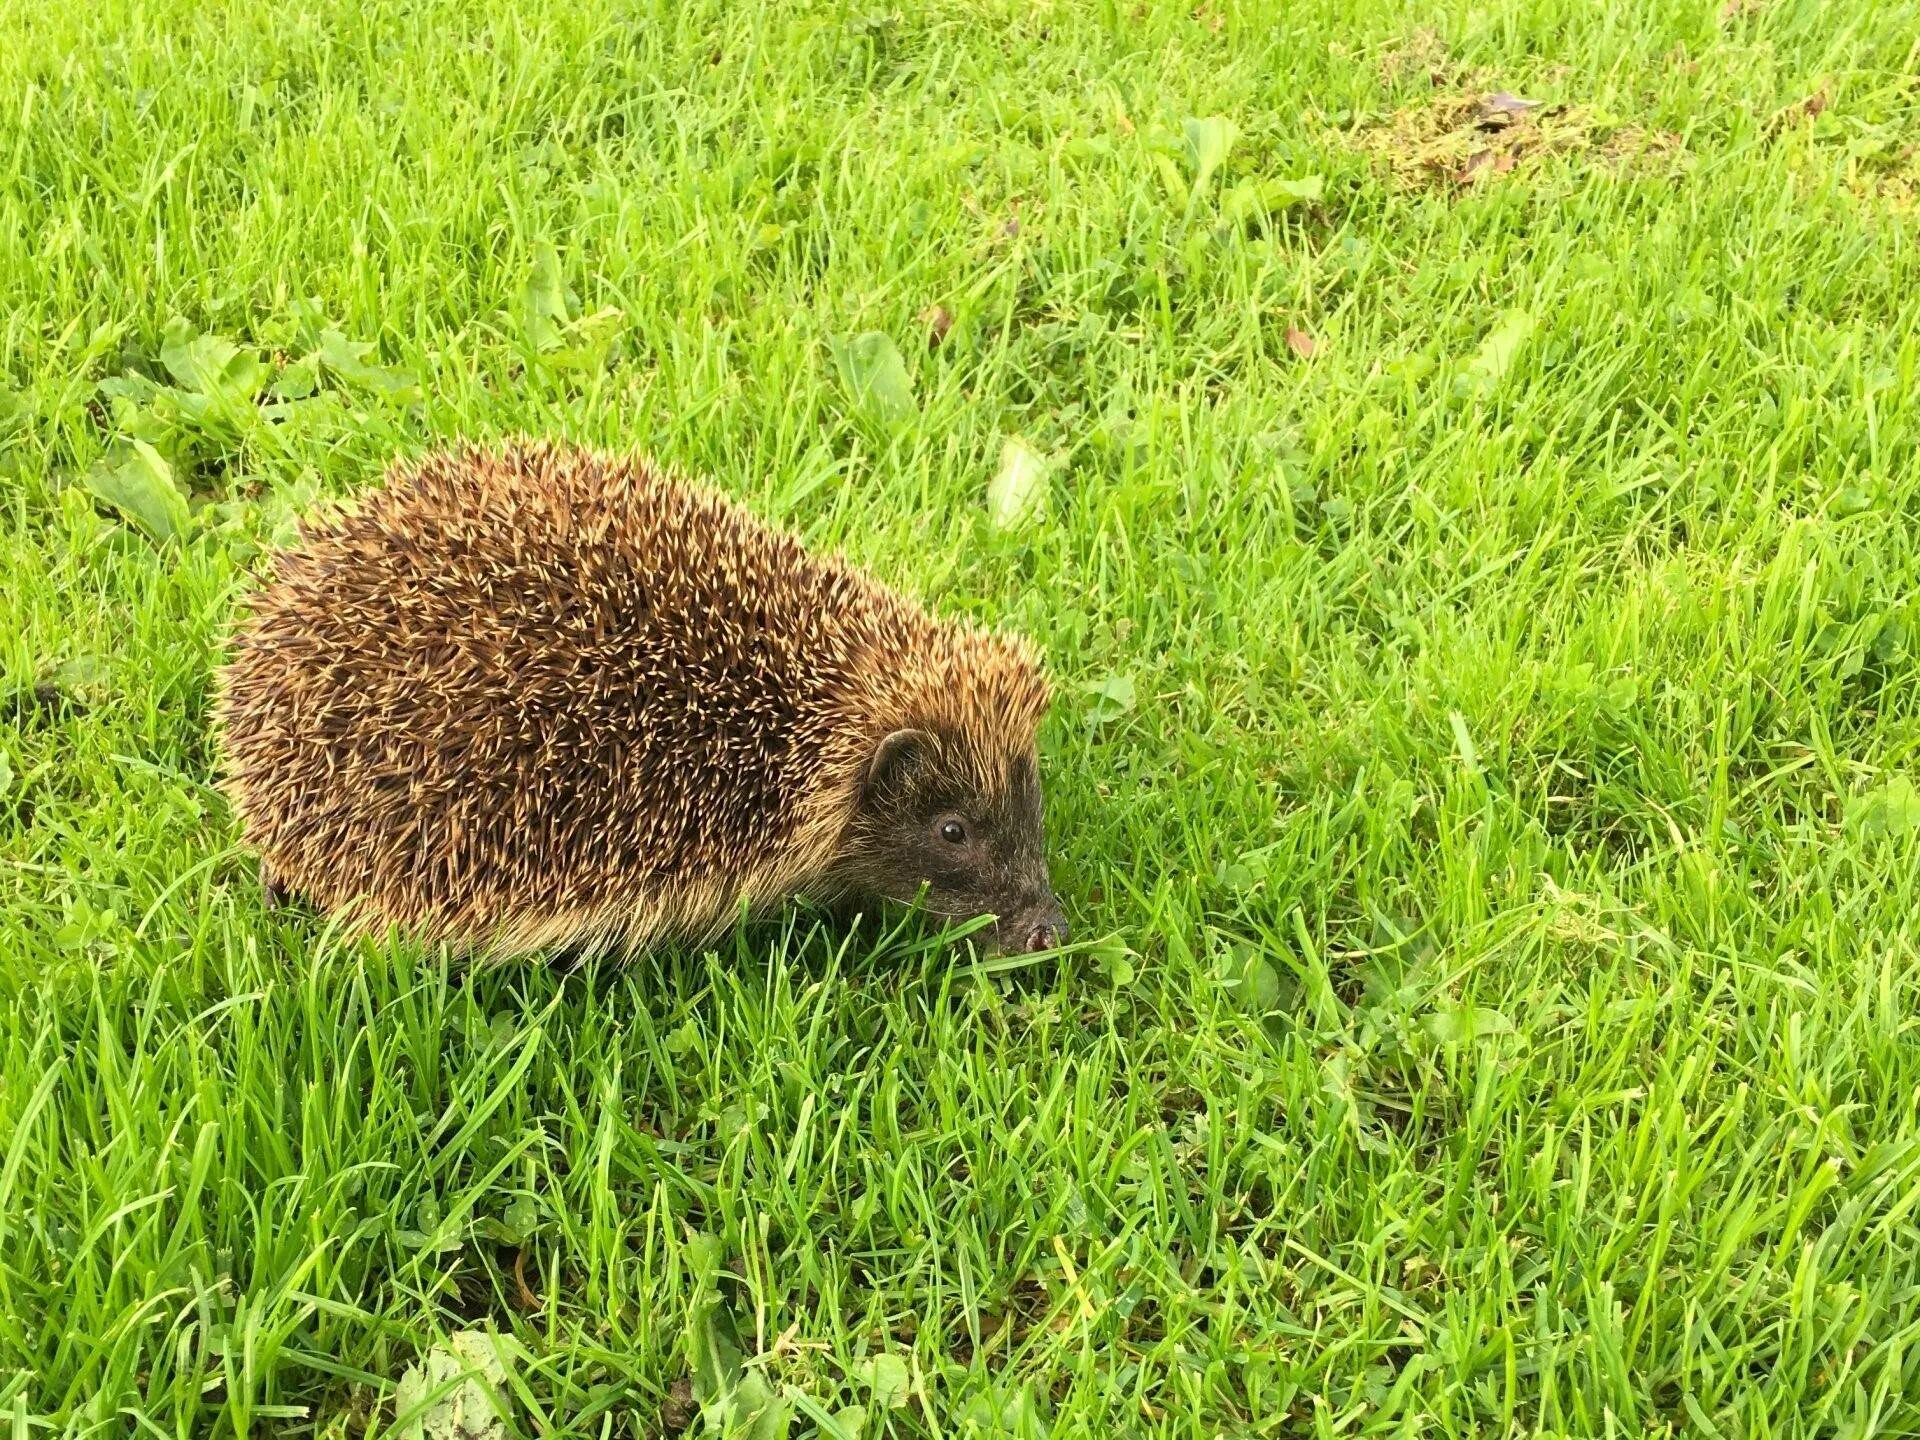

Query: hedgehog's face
[[835, 727, 1067, 954]]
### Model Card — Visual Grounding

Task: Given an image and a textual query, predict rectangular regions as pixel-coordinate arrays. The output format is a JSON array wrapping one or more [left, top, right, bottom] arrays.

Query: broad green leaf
[[1182, 115, 1239, 193], [1848, 776, 1920, 838], [827, 1404, 868, 1440], [96, 373, 163, 407], [687, 1305, 744, 1412], [1463, 309, 1537, 393], [856, 1354, 911, 1410], [0, 749, 13, 796], [316, 328, 421, 401], [1219, 183, 1260, 223], [1424, 1003, 1514, 1047], [686, 1231, 726, 1288], [86, 440, 189, 541], [1268, 174, 1325, 204], [730, 1369, 792, 1440], [1220, 842, 1283, 894], [1088, 933, 1137, 988], [1079, 672, 1136, 726], [54, 895, 108, 950], [159, 319, 267, 405], [499, 1195, 540, 1243], [1151, 152, 1186, 205], [522, 243, 577, 352], [665, 1018, 703, 1055], [49, 655, 108, 692], [1223, 951, 1282, 1012], [987, 436, 1051, 530], [1871, 616, 1907, 664], [959, 1382, 1047, 1437], [536, 306, 625, 374], [1221, 174, 1324, 223], [273, 353, 322, 400], [392, 1330, 521, 1440], [685, 1291, 793, 1439], [830, 332, 917, 427]]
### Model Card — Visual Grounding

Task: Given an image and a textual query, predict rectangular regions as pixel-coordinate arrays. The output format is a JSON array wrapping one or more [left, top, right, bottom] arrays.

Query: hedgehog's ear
[[864, 728, 931, 803]]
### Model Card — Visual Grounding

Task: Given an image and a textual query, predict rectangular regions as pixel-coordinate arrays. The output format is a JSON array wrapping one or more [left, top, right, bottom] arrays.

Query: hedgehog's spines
[[214, 439, 1050, 957]]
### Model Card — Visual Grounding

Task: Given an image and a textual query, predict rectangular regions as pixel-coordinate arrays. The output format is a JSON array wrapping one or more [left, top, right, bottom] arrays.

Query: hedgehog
[[212, 439, 1069, 959]]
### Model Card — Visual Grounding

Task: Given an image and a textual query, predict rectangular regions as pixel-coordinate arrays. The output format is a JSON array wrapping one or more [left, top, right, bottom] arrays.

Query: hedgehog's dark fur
[[213, 440, 1065, 957]]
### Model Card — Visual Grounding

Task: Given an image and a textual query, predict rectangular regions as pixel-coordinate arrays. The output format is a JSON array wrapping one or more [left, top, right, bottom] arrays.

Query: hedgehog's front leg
[[260, 865, 290, 911]]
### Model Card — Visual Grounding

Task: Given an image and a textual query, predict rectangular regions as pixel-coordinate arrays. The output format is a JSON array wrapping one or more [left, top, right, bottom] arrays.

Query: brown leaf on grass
[[1285, 327, 1318, 358], [1192, 3, 1224, 32], [1720, 0, 1763, 19], [1478, 92, 1541, 126], [1768, 89, 1831, 132], [1454, 148, 1496, 184], [511, 1248, 540, 1312], [660, 1378, 698, 1434], [918, 304, 954, 347]]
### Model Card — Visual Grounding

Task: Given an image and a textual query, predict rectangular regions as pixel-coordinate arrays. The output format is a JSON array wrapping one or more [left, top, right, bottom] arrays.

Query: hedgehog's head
[[832, 631, 1065, 954]]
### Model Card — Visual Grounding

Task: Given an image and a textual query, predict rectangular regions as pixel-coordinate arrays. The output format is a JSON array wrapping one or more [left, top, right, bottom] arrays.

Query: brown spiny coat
[[213, 440, 1051, 956]]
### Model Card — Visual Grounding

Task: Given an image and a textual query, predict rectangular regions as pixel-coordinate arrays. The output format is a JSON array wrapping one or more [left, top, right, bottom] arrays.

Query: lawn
[[4, 0, 1920, 1434]]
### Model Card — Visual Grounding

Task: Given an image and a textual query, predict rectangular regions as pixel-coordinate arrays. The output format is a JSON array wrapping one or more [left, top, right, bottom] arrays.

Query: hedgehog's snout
[[1004, 897, 1069, 955], [1023, 912, 1068, 953]]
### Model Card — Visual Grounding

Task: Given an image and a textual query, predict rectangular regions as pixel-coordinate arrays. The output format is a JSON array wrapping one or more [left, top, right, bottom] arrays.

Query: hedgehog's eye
[[939, 819, 967, 845]]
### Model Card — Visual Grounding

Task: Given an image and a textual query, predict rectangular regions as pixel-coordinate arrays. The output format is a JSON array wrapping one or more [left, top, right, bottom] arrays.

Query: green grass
[[5, 0, 1920, 1433]]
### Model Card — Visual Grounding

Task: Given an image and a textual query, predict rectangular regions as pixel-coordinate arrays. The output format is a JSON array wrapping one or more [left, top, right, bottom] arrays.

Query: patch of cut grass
[[1343, 89, 1684, 190]]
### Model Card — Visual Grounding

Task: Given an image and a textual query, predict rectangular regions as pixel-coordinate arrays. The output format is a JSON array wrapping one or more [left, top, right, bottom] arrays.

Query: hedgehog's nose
[[1020, 905, 1069, 954]]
